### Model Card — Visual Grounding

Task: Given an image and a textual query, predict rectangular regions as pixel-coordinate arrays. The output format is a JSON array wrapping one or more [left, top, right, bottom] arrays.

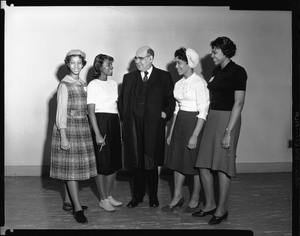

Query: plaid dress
[[50, 81, 97, 181]]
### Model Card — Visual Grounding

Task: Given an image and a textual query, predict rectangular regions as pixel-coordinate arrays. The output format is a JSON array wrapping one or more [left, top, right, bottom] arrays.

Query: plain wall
[[3, 6, 292, 175]]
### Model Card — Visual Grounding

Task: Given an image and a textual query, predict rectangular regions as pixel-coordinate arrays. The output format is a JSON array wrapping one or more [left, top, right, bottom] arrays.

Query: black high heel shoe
[[208, 211, 228, 225], [161, 197, 185, 212], [192, 208, 216, 217]]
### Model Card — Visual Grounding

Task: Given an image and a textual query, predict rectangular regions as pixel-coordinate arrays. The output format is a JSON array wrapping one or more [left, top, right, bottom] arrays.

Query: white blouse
[[87, 79, 118, 114], [174, 73, 210, 120]]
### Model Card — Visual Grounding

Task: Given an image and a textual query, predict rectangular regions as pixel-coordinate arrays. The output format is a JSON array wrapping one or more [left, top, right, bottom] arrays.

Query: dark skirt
[[165, 110, 202, 175], [92, 113, 122, 175], [195, 110, 241, 177]]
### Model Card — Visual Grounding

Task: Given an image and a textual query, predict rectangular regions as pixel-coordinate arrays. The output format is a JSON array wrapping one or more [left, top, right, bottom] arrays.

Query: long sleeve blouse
[[173, 73, 210, 120], [55, 75, 87, 130]]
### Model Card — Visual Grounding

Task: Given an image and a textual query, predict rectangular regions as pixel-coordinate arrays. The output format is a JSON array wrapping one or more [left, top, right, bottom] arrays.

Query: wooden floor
[[2, 170, 293, 235]]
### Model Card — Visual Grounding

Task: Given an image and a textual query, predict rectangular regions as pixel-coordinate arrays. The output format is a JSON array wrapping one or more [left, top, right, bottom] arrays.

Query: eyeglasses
[[134, 55, 151, 61]]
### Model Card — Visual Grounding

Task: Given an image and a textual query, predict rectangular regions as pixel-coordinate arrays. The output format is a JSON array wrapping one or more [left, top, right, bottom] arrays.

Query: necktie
[[143, 71, 149, 82]]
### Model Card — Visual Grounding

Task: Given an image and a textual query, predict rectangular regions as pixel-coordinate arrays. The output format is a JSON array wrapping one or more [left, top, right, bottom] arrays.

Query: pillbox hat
[[66, 49, 86, 59]]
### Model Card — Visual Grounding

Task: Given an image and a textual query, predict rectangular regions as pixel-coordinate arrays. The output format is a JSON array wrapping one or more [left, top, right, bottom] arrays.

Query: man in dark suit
[[118, 46, 175, 208]]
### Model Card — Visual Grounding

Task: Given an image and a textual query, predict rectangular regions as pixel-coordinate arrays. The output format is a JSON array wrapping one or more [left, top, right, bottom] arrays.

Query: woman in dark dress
[[193, 37, 248, 225]]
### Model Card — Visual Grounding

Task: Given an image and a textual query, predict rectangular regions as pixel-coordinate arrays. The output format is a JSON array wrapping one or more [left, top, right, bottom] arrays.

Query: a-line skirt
[[50, 114, 98, 181], [92, 113, 122, 175], [195, 109, 241, 177], [165, 110, 202, 175]]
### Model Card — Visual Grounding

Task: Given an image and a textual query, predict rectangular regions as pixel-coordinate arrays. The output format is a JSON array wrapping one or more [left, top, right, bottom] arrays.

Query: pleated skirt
[[195, 109, 241, 177], [92, 113, 122, 175], [165, 110, 201, 175]]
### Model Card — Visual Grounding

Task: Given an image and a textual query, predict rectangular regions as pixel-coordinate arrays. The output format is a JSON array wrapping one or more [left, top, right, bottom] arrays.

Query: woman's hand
[[187, 134, 198, 149], [96, 134, 106, 146], [221, 131, 231, 149], [61, 137, 70, 150], [166, 134, 172, 145]]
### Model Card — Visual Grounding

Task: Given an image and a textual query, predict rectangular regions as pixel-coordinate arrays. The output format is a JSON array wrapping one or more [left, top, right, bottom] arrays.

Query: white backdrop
[[3, 5, 292, 175]]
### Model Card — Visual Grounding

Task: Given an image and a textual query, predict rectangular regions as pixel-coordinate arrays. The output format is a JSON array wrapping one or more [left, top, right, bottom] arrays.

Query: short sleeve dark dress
[[195, 61, 247, 177]]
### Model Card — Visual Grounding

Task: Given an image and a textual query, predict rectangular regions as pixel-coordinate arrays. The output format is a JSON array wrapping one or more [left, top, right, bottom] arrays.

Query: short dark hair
[[210, 36, 237, 58], [64, 54, 87, 69], [174, 47, 188, 63], [93, 54, 114, 78]]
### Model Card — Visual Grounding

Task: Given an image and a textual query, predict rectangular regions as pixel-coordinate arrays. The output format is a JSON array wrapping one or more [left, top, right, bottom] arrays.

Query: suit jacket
[[118, 66, 175, 170]]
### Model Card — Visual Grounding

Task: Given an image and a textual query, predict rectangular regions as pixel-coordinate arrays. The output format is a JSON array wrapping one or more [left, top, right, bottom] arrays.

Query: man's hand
[[161, 111, 167, 119]]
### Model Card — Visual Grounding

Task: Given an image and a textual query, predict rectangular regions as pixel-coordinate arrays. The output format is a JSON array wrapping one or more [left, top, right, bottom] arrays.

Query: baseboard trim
[[4, 162, 292, 176], [236, 162, 292, 173]]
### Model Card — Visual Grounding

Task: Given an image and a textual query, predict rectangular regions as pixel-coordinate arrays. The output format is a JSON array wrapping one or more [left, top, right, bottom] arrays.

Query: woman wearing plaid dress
[[50, 49, 97, 224]]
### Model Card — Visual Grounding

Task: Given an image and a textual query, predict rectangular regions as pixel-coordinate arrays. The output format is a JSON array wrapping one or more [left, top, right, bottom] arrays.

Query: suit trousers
[[133, 167, 158, 200], [132, 112, 159, 200]]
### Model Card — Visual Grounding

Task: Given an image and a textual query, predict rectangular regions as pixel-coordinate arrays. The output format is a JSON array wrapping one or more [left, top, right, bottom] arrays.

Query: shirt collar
[[63, 75, 86, 86], [140, 66, 153, 78], [220, 60, 234, 72], [183, 72, 196, 80]]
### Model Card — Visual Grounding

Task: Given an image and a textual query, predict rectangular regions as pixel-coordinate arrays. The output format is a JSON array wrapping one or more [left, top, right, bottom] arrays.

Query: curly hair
[[93, 54, 114, 78], [210, 36, 237, 58], [174, 47, 188, 63], [64, 54, 87, 69]]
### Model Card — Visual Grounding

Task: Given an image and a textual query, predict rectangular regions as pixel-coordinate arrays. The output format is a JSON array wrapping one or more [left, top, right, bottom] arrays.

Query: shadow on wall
[[200, 53, 215, 83], [164, 53, 215, 85], [41, 64, 68, 176], [127, 59, 137, 73], [164, 60, 181, 164], [86, 65, 94, 85], [166, 60, 181, 85], [118, 59, 136, 95]]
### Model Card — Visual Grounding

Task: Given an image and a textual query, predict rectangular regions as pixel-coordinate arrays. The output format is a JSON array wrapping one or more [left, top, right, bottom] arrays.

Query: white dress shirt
[[174, 73, 210, 120], [140, 66, 153, 80]]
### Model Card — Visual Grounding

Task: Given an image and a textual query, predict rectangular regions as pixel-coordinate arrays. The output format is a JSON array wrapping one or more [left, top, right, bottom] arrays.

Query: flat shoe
[[192, 208, 216, 217], [63, 202, 88, 211], [73, 210, 88, 224], [108, 196, 122, 207], [99, 199, 115, 212], [208, 211, 228, 225]]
